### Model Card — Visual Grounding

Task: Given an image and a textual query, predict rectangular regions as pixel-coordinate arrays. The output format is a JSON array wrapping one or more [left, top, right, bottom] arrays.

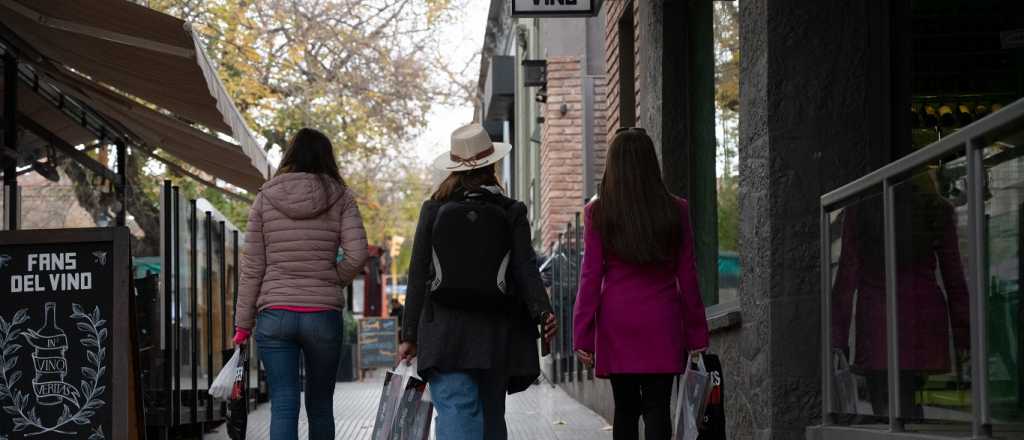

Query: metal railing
[[543, 212, 595, 384], [820, 97, 1024, 437]]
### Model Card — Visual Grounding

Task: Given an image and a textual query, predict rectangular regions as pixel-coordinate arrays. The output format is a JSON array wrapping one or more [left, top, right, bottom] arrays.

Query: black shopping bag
[[227, 344, 250, 440], [372, 361, 433, 440], [698, 353, 725, 440]]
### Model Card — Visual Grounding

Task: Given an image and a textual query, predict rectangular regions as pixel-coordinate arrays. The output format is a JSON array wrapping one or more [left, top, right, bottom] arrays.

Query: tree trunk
[[60, 150, 161, 257]]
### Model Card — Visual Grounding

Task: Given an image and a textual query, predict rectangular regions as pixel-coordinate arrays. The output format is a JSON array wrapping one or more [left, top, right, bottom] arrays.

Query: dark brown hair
[[431, 164, 502, 201], [276, 128, 346, 187], [594, 129, 681, 265]]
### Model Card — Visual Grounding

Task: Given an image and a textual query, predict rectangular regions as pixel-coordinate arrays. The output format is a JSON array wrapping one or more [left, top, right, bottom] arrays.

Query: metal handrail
[[820, 96, 1024, 438]]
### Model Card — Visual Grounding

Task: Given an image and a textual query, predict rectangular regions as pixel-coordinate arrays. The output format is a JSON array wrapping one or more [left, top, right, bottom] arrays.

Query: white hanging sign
[[512, 0, 596, 17]]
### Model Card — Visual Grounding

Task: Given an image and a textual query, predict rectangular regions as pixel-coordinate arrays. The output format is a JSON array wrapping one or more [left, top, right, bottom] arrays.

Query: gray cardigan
[[402, 194, 553, 393]]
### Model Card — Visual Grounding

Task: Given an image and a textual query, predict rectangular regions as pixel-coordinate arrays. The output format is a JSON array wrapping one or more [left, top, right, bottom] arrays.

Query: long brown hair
[[276, 128, 346, 187], [431, 164, 503, 201], [594, 129, 681, 265]]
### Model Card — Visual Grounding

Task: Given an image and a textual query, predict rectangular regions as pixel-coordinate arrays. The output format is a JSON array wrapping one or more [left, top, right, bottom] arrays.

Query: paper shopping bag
[[372, 360, 434, 440]]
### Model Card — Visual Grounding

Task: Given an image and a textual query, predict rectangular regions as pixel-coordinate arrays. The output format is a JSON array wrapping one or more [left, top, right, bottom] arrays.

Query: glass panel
[[892, 149, 972, 427], [829, 192, 888, 424], [984, 127, 1024, 426], [713, 0, 740, 306], [195, 211, 211, 402], [177, 194, 196, 423]]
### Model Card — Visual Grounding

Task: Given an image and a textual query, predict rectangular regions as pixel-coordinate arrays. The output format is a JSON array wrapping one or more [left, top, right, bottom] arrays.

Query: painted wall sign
[[512, 0, 596, 17], [0, 228, 141, 440], [357, 317, 398, 370]]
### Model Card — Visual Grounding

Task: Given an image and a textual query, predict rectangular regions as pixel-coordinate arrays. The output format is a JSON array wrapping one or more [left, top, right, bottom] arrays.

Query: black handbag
[[226, 344, 250, 440], [698, 353, 725, 440]]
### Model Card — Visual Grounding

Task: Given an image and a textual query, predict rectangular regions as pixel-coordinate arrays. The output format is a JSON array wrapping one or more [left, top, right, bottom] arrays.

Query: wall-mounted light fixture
[[522, 59, 547, 88]]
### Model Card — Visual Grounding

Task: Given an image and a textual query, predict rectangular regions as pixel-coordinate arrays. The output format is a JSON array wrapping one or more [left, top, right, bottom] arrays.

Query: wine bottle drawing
[[23, 302, 80, 407]]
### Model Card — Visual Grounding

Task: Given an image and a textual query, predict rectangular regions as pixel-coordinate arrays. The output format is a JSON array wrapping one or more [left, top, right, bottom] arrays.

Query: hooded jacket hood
[[260, 172, 346, 220]]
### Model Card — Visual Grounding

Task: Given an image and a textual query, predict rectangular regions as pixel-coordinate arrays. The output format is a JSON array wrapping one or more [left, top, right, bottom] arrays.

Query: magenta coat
[[572, 198, 710, 378], [831, 204, 970, 372]]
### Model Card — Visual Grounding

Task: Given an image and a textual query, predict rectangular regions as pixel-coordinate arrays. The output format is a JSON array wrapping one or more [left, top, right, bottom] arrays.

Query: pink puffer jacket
[[234, 172, 369, 329]]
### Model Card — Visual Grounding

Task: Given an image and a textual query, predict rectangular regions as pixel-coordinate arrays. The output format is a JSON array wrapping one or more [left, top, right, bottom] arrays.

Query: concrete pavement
[[204, 373, 613, 440]]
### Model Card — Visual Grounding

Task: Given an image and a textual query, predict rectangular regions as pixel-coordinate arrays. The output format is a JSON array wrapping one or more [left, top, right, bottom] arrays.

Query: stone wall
[[737, 0, 894, 439]]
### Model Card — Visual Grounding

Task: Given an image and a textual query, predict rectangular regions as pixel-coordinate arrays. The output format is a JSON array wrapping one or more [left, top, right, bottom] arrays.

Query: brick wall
[[540, 56, 584, 248], [591, 78, 608, 192], [603, 0, 640, 146]]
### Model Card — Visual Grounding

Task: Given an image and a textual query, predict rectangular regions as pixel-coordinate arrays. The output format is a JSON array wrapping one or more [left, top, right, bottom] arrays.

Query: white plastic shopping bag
[[832, 349, 859, 414], [372, 360, 433, 440], [674, 354, 712, 440], [209, 346, 242, 400]]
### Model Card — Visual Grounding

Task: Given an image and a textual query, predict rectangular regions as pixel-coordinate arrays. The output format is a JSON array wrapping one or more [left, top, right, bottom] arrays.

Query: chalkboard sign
[[357, 317, 398, 370], [0, 228, 141, 439]]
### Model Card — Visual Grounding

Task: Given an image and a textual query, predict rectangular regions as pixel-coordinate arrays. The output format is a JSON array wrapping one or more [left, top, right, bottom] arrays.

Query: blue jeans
[[256, 309, 342, 440], [428, 370, 509, 440], [429, 372, 484, 440]]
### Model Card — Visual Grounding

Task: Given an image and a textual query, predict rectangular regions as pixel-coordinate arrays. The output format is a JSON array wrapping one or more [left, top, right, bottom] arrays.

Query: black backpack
[[428, 190, 516, 311]]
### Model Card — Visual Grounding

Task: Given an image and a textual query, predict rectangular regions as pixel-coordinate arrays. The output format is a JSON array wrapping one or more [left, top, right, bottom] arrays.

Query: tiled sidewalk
[[204, 374, 613, 440]]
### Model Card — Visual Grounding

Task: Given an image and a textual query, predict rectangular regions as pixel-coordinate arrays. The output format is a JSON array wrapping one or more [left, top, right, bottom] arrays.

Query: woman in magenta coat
[[573, 128, 710, 440], [831, 172, 969, 419]]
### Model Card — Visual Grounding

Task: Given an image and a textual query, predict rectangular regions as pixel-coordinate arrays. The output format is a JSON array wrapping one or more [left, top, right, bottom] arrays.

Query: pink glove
[[233, 327, 251, 345]]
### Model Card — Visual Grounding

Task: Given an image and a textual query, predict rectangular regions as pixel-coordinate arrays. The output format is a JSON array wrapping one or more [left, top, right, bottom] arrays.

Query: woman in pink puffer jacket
[[233, 128, 368, 440]]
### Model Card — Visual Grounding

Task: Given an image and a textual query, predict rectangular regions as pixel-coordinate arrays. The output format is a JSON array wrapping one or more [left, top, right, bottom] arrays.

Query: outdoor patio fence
[[137, 180, 261, 434]]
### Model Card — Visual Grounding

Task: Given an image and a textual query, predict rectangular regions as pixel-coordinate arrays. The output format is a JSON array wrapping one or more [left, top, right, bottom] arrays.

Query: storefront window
[[714, 0, 740, 305], [906, 1, 1023, 158]]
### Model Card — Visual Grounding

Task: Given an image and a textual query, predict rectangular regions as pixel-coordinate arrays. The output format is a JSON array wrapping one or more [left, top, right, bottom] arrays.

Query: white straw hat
[[432, 123, 512, 172]]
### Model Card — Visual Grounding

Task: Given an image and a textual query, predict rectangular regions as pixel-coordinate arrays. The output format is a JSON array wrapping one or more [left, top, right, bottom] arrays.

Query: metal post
[[115, 140, 127, 226], [574, 214, 583, 382], [967, 140, 992, 438], [171, 186, 181, 427], [883, 181, 902, 431], [821, 205, 833, 424], [219, 220, 228, 418], [160, 180, 175, 426], [205, 211, 214, 421], [3, 51, 18, 230], [190, 199, 198, 423]]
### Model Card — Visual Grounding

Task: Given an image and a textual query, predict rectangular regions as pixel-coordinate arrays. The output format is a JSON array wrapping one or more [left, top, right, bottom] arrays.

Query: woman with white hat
[[398, 123, 558, 439]]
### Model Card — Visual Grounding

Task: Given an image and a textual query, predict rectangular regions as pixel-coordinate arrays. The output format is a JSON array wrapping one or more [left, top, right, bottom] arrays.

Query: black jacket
[[402, 192, 553, 394]]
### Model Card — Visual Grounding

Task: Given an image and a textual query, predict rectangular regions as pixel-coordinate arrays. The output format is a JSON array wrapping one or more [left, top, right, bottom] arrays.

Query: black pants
[[610, 374, 675, 440], [866, 372, 925, 420]]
